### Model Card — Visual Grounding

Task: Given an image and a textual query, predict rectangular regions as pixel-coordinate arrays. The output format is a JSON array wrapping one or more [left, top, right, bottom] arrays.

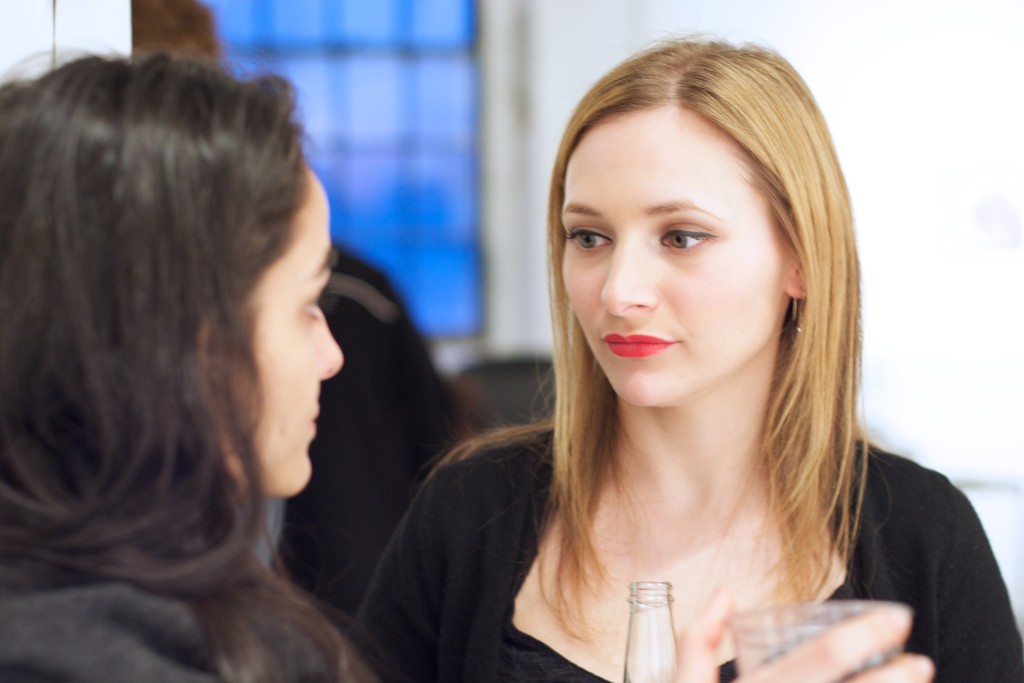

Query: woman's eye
[[316, 290, 339, 313], [664, 230, 708, 250], [305, 295, 328, 321], [565, 229, 607, 249]]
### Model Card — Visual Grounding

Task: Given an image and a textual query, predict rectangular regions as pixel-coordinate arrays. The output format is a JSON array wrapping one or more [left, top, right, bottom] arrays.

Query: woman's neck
[[611, 391, 768, 515]]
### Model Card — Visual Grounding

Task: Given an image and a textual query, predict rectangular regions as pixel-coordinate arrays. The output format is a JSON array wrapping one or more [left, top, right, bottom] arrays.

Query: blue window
[[204, 0, 479, 338]]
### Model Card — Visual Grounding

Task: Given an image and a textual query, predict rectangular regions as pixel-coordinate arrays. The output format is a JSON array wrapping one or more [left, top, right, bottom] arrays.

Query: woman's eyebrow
[[644, 200, 720, 221], [308, 247, 335, 283], [562, 199, 721, 221], [562, 201, 602, 218]]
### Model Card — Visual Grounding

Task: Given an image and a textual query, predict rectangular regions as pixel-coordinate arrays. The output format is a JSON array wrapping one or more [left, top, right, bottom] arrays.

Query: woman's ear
[[784, 263, 806, 300]]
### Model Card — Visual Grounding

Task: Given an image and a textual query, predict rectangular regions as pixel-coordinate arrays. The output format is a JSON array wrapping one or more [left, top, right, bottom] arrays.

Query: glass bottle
[[623, 581, 676, 683]]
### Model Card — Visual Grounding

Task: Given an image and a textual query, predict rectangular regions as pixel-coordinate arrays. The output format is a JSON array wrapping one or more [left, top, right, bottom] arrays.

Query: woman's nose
[[316, 319, 344, 380], [601, 243, 658, 316]]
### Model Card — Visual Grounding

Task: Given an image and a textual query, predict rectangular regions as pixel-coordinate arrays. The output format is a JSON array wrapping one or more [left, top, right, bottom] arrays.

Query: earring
[[791, 297, 803, 333]]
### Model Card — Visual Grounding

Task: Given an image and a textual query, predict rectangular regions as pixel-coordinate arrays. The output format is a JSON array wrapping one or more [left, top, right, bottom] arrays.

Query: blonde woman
[[354, 38, 1021, 683]]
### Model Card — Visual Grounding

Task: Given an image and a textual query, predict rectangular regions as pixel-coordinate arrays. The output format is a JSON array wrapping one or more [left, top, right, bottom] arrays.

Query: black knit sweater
[[354, 435, 1024, 682]]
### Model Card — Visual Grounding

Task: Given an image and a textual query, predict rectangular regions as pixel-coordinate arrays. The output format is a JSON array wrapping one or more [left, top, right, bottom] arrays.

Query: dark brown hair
[[0, 54, 370, 682]]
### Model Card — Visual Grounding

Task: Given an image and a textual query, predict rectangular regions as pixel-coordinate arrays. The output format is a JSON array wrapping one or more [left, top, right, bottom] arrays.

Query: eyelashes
[[564, 227, 712, 251], [564, 228, 606, 249], [663, 230, 710, 249]]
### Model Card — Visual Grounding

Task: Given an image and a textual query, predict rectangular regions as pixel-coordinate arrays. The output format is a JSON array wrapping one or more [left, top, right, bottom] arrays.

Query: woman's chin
[[611, 379, 677, 410], [261, 454, 313, 499]]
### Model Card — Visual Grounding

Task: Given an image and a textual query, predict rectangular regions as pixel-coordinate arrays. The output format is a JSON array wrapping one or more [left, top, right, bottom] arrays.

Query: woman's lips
[[604, 334, 675, 358]]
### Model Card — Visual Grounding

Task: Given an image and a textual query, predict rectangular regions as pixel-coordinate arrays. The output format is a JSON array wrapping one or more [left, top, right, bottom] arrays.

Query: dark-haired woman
[[0, 54, 373, 682]]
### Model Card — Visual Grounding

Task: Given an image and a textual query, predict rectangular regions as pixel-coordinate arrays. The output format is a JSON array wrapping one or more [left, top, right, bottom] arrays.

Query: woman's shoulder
[[429, 425, 553, 493], [863, 446, 964, 507], [398, 426, 553, 542], [0, 576, 216, 682], [856, 452, 1022, 677], [860, 445, 983, 546]]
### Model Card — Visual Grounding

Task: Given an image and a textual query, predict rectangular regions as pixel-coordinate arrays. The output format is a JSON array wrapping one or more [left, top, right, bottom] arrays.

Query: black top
[[1, 577, 213, 682], [0, 561, 344, 683], [501, 616, 606, 682], [0, 570, 330, 682], [500, 615, 740, 682], [353, 432, 1024, 683], [498, 585, 854, 682]]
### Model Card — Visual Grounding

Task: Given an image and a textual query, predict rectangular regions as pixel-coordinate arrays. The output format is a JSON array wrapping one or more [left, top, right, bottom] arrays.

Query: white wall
[[481, 0, 1024, 621], [0, 3, 54, 79], [0, 0, 130, 81]]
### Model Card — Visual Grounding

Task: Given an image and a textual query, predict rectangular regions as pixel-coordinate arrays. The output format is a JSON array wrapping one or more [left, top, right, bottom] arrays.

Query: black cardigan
[[354, 436, 1024, 682]]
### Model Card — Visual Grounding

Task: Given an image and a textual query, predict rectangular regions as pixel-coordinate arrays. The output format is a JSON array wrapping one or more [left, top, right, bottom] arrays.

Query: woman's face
[[561, 106, 803, 412], [249, 170, 343, 497]]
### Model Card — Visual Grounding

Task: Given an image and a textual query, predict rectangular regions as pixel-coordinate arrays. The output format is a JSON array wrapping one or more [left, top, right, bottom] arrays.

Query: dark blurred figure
[[131, 0, 459, 618], [450, 355, 554, 433], [283, 249, 457, 616]]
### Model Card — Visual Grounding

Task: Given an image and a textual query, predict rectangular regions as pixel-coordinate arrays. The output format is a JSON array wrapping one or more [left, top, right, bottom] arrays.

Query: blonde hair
[[542, 38, 868, 628]]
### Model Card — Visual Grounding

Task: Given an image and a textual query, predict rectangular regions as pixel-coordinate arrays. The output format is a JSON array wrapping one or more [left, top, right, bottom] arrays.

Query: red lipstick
[[604, 334, 674, 358]]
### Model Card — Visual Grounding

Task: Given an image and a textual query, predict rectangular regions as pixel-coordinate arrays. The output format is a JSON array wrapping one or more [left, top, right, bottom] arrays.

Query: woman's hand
[[675, 592, 935, 683]]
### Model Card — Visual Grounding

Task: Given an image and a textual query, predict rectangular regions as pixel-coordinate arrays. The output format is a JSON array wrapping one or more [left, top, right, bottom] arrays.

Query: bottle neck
[[624, 581, 676, 683], [629, 581, 673, 609]]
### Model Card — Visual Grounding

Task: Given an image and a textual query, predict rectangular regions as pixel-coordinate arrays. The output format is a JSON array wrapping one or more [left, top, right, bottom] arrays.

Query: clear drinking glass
[[623, 581, 676, 683], [730, 600, 913, 676]]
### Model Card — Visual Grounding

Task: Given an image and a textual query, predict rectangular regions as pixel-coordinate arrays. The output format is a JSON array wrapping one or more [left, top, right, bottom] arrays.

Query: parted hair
[[0, 54, 368, 682]]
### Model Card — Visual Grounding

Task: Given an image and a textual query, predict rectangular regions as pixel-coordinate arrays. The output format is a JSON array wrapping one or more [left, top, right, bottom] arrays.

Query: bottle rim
[[628, 580, 674, 606]]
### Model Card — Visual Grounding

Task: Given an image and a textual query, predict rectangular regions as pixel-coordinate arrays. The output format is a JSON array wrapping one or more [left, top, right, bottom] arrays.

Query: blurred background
[[2, 0, 1021, 627]]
